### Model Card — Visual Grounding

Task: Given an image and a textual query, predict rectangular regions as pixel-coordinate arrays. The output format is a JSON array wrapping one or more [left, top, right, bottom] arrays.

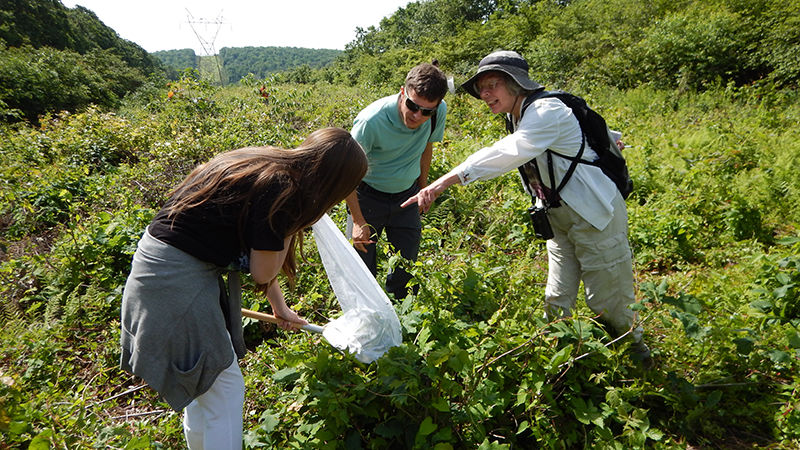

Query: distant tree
[[286, 64, 312, 84], [0, 0, 72, 49], [0, 0, 160, 74], [335, 0, 800, 91]]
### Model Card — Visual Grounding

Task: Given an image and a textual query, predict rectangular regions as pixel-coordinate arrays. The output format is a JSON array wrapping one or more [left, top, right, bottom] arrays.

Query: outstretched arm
[[401, 171, 461, 213]]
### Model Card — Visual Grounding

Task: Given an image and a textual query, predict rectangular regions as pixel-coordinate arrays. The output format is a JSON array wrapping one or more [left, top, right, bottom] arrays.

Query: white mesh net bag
[[311, 214, 402, 363]]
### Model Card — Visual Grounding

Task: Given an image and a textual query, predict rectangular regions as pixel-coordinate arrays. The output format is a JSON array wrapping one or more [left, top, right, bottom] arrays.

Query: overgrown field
[[1, 75, 799, 448]]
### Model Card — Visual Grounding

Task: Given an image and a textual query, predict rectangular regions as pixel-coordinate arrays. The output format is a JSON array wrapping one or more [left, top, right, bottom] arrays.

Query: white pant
[[544, 193, 643, 343], [183, 354, 245, 450]]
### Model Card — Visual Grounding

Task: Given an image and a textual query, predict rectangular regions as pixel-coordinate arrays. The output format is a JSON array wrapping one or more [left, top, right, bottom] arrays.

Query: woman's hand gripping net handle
[[241, 308, 324, 334]]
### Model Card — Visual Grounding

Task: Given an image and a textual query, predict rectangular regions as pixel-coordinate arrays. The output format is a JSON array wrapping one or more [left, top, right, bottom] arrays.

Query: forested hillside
[[150, 48, 197, 79], [220, 46, 342, 83], [0, 0, 163, 123], [1, 0, 799, 448], [153, 46, 342, 85]]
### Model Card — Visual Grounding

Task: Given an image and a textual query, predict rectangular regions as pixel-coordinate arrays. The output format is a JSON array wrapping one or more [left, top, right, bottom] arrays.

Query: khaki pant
[[544, 192, 642, 343]]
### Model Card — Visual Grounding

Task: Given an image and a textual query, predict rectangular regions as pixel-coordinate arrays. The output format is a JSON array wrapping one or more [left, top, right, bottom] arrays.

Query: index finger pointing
[[400, 196, 419, 208]]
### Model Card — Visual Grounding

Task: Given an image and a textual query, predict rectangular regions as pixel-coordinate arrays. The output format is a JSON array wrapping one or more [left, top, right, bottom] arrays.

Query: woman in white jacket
[[403, 50, 650, 365]]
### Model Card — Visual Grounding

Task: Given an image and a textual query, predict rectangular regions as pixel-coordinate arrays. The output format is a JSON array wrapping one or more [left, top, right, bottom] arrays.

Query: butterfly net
[[311, 214, 402, 363]]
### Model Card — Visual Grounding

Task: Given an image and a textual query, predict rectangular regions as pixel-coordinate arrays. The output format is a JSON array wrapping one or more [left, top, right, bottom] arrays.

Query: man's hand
[[352, 222, 375, 253]]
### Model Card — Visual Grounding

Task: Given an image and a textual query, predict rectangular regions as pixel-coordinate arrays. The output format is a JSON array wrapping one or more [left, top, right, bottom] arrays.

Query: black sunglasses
[[404, 94, 438, 116]]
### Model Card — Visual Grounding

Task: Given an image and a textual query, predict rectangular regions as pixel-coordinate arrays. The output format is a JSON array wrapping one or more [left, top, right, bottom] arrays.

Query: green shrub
[[0, 44, 147, 123]]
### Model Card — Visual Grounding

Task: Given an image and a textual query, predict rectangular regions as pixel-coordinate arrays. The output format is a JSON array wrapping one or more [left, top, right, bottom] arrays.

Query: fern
[[0, 297, 24, 333]]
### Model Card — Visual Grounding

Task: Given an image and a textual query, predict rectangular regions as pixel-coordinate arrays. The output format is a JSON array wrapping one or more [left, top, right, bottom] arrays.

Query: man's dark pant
[[354, 182, 421, 300]]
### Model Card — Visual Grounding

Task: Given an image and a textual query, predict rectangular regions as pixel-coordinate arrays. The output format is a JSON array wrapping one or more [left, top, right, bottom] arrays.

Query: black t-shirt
[[148, 180, 290, 268]]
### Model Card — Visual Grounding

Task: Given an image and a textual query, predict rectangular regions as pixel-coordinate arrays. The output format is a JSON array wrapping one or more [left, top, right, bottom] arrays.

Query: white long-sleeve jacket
[[452, 97, 620, 230]]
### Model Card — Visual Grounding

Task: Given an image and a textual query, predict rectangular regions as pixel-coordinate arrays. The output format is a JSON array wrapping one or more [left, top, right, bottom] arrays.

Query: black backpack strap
[[506, 90, 547, 134], [429, 110, 437, 140], [513, 90, 585, 208], [544, 131, 585, 207]]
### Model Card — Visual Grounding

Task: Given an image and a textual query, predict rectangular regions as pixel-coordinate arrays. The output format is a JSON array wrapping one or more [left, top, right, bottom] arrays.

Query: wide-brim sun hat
[[462, 50, 543, 99]]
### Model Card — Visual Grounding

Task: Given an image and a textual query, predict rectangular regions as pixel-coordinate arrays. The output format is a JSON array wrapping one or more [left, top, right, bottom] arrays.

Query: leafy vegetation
[[1, 0, 799, 448], [150, 48, 197, 80], [0, 0, 162, 123], [328, 0, 800, 91]]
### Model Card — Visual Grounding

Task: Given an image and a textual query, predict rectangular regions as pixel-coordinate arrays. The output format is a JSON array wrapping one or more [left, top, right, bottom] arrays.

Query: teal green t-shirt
[[352, 94, 447, 193]]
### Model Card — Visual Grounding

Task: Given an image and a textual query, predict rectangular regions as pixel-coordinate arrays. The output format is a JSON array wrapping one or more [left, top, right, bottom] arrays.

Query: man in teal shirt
[[347, 62, 448, 299]]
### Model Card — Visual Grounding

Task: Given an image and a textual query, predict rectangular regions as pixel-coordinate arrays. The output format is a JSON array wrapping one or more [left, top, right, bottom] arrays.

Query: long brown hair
[[166, 127, 367, 285]]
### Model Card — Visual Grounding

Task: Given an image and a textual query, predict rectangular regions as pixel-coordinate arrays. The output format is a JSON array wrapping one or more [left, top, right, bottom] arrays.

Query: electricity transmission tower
[[185, 9, 226, 84]]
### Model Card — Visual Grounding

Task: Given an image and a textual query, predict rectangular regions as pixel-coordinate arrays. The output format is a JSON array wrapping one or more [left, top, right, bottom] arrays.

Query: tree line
[[2, 0, 798, 123], [325, 0, 800, 92], [152, 46, 342, 85], [0, 0, 344, 124]]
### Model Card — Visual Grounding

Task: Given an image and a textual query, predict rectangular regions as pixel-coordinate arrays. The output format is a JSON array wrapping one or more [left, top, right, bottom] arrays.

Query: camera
[[528, 205, 554, 240]]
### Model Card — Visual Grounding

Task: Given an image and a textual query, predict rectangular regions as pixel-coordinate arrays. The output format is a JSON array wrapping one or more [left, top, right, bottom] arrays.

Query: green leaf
[[272, 367, 300, 384], [671, 311, 709, 340], [773, 284, 791, 299], [733, 337, 754, 354], [768, 350, 790, 364], [428, 346, 451, 367], [705, 390, 722, 408], [548, 344, 573, 370], [663, 292, 702, 315], [8, 420, 28, 435], [29, 429, 55, 450], [259, 411, 280, 433], [431, 397, 450, 412], [787, 332, 800, 349], [416, 326, 433, 352], [750, 299, 773, 313], [515, 387, 529, 407], [417, 416, 437, 438], [314, 347, 330, 376], [647, 427, 665, 441], [777, 236, 800, 245], [447, 346, 470, 372], [571, 397, 603, 426], [124, 436, 152, 449]]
